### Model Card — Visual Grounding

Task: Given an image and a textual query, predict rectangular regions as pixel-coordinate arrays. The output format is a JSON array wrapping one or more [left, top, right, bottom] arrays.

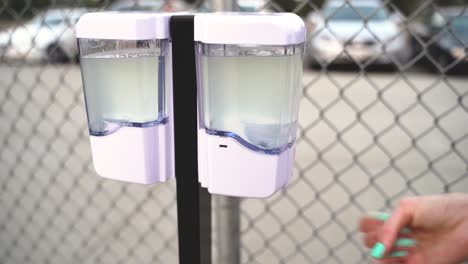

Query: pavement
[[0, 64, 467, 263]]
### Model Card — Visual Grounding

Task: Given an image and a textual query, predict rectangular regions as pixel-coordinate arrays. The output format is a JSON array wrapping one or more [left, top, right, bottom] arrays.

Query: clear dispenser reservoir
[[76, 12, 175, 184], [197, 43, 304, 154]]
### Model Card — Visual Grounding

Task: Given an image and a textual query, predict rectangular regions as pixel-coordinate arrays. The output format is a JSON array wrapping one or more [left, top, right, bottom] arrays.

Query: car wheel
[[304, 56, 321, 70], [47, 44, 68, 63], [437, 53, 451, 68]]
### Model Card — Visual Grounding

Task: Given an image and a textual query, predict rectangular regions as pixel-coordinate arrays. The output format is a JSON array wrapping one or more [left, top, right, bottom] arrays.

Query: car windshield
[[452, 16, 468, 34], [115, 5, 162, 11], [325, 5, 388, 21]]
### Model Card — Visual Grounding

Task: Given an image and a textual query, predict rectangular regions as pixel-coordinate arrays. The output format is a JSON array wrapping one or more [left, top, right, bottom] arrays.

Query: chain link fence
[[0, 0, 467, 263]]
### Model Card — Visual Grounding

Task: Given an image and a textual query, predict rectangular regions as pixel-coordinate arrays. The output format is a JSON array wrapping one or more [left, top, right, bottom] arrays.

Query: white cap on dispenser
[[76, 12, 174, 40], [194, 13, 306, 45]]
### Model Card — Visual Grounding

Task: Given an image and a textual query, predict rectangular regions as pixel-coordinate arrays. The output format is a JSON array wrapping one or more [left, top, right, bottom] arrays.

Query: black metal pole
[[170, 15, 212, 264]]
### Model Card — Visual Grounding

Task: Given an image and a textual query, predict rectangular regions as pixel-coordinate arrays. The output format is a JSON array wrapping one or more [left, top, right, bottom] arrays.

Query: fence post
[[208, 1, 241, 264], [216, 195, 241, 264]]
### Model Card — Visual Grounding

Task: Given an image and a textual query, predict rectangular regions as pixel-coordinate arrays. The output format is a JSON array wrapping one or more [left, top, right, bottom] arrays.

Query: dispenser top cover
[[194, 12, 306, 45], [76, 12, 174, 40]]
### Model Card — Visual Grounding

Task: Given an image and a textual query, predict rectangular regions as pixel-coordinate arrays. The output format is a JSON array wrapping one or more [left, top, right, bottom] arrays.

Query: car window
[[44, 17, 64, 27], [239, 7, 257, 12], [111, 1, 165, 11], [452, 16, 468, 34], [325, 5, 388, 21]]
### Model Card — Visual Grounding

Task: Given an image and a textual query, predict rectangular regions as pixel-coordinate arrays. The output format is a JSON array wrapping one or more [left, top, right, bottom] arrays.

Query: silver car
[[0, 8, 88, 63], [108, 0, 189, 12], [306, 0, 412, 67]]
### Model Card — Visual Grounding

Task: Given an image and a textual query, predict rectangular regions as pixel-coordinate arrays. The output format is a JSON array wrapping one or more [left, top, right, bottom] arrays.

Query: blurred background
[[0, 0, 467, 263]]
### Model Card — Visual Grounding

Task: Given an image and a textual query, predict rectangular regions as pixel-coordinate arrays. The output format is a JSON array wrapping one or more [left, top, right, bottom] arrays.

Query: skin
[[360, 193, 468, 264]]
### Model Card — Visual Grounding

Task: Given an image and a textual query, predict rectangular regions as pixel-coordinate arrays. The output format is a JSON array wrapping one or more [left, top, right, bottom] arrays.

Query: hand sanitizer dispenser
[[195, 13, 305, 197], [76, 12, 175, 184]]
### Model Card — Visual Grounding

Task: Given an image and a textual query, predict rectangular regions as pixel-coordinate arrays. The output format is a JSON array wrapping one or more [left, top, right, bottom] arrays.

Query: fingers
[[360, 217, 384, 233], [365, 233, 416, 260], [376, 249, 414, 264], [376, 255, 408, 264], [360, 213, 386, 249], [376, 199, 417, 257], [360, 208, 418, 261], [361, 212, 412, 235], [364, 230, 378, 248]]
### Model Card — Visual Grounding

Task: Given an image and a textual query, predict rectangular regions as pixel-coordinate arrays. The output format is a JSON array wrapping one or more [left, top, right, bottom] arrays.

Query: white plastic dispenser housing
[[76, 12, 175, 184], [195, 13, 306, 198]]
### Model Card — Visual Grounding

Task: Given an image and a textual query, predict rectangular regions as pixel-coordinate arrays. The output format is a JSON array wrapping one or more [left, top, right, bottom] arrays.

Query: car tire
[[437, 53, 451, 68], [47, 44, 68, 63], [304, 56, 321, 70]]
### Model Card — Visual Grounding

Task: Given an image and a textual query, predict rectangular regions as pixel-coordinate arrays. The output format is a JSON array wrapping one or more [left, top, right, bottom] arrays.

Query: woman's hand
[[359, 193, 468, 264]]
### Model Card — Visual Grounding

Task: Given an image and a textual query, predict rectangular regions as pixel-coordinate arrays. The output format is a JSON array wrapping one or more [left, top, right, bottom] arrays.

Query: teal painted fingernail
[[400, 227, 411, 234], [371, 242, 386, 259], [395, 238, 416, 247], [389, 251, 408, 257], [368, 211, 390, 221]]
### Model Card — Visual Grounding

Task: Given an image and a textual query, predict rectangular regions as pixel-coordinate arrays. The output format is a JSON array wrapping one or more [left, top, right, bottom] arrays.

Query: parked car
[[109, 0, 189, 12], [236, 0, 270, 12], [0, 8, 88, 63], [306, 0, 412, 67], [426, 8, 468, 70], [110, 0, 269, 13]]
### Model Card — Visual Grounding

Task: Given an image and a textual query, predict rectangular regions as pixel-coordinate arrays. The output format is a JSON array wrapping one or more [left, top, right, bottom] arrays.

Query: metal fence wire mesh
[[0, 0, 467, 263]]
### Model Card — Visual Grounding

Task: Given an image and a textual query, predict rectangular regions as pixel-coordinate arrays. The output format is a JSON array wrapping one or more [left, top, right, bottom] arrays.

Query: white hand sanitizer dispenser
[[195, 13, 306, 198], [76, 12, 175, 184]]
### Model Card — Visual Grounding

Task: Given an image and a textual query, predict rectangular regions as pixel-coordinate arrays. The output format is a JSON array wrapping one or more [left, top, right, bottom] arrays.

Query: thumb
[[371, 198, 417, 259]]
